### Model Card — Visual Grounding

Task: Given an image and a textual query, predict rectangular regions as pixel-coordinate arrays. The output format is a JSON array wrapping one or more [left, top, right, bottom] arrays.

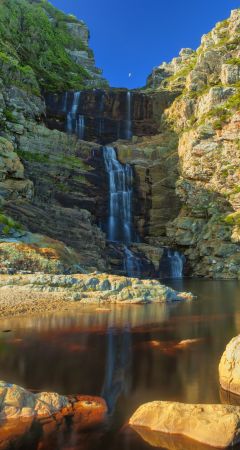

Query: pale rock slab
[[129, 401, 240, 448]]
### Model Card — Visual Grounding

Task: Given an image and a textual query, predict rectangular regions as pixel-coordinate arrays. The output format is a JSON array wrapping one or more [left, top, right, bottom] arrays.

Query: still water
[[0, 279, 240, 450]]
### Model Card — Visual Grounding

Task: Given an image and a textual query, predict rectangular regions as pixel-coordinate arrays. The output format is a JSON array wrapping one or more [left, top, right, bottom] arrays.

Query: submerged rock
[[129, 401, 240, 448], [219, 335, 240, 396]]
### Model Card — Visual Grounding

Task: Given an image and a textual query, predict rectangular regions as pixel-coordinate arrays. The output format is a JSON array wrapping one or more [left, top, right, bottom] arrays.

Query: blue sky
[[50, 0, 239, 88]]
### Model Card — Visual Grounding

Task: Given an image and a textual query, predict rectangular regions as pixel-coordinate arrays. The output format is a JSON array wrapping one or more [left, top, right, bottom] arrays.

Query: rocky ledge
[[130, 401, 240, 449], [0, 381, 107, 422], [0, 272, 193, 316], [0, 380, 107, 450]]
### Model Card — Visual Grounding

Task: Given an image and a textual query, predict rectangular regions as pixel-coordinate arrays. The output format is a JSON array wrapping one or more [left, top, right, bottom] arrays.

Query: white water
[[167, 249, 185, 278], [62, 92, 68, 112], [123, 246, 141, 278], [103, 146, 133, 244], [125, 91, 132, 140], [66, 91, 85, 139], [77, 115, 85, 140], [72, 91, 81, 114], [103, 146, 142, 277]]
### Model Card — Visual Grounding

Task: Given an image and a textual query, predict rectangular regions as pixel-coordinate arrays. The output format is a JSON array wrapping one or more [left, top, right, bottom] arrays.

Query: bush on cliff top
[[0, 0, 91, 93]]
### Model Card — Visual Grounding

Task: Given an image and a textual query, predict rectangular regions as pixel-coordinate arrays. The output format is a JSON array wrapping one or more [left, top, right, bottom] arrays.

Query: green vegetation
[[0, 0, 92, 93], [0, 212, 23, 234], [17, 149, 50, 163], [224, 211, 240, 226], [166, 56, 197, 87], [226, 58, 240, 66]]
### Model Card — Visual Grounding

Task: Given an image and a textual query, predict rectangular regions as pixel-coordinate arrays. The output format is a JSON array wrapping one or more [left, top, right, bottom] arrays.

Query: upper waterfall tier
[[44, 89, 176, 144]]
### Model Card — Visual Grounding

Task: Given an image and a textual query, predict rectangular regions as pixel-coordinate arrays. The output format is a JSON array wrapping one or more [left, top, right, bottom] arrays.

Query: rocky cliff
[[0, 0, 109, 273], [0, 1, 239, 279], [158, 9, 240, 278], [116, 8, 240, 279]]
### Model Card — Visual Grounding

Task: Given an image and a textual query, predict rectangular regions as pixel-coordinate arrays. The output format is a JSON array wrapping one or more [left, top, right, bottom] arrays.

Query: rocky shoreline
[[0, 273, 193, 319]]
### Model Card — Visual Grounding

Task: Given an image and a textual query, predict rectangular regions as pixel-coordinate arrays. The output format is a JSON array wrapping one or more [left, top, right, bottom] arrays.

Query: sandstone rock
[[129, 401, 240, 448], [221, 63, 240, 85], [219, 335, 240, 396], [0, 380, 107, 425]]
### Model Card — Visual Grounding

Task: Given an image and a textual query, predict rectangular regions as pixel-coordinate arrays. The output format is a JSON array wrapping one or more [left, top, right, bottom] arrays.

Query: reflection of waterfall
[[103, 146, 133, 244], [125, 91, 132, 140], [66, 91, 85, 139], [101, 326, 132, 414]]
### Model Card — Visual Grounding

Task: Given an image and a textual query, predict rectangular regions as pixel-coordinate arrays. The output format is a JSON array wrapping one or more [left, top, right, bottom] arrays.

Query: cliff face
[[44, 89, 176, 144], [0, 0, 108, 93], [138, 8, 240, 278], [0, 0, 109, 273], [0, 1, 239, 279]]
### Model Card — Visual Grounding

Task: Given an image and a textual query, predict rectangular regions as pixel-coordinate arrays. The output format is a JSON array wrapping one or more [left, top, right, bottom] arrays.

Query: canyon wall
[[165, 9, 240, 278], [0, 0, 239, 279], [44, 89, 176, 143]]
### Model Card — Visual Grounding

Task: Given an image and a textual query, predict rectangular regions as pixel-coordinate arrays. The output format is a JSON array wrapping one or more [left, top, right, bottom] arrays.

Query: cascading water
[[123, 246, 141, 278], [66, 91, 85, 139], [62, 92, 68, 112], [168, 250, 185, 278], [159, 248, 185, 279], [77, 115, 85, 140], [125, 91, 132, 140], [103, 146, 133, 244], [103, 145, 140, 277]]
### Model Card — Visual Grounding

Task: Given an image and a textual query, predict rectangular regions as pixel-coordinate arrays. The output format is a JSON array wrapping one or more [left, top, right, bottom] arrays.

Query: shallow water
[[0, 279, 240, 450]]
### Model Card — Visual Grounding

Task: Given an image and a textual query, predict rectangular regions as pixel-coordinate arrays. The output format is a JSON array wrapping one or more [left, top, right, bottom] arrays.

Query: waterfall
[[72, 91, 81, 114], [103, 146, 141, 277], [168, 250, 185, 278], [123, 246, 141, 278], [103, 146, 133, 244], [62, 92, 68, 112], [77, 115, 85, 140], [125, 91, 132, 140], [99, 118, 105, 137], [66, 91, 85, 138]]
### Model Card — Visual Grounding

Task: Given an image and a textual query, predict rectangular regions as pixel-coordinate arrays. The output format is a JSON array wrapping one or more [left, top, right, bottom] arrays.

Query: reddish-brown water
[[0, 279, 240, 450]]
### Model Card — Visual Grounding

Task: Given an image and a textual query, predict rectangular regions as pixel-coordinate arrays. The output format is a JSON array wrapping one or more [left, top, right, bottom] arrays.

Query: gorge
[[0, 1, 239, 449]]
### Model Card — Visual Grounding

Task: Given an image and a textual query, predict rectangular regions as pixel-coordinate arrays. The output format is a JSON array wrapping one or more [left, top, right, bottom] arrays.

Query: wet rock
[[130, 401, 240, 448]]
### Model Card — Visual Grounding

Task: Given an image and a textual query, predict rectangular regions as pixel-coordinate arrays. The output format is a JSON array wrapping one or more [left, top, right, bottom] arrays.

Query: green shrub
[[224, 212, 240, 226], [0, 0, 92, 92]]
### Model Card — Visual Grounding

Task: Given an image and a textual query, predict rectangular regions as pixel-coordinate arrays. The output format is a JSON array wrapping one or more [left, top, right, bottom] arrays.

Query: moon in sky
[[128, 73, 132, 78]]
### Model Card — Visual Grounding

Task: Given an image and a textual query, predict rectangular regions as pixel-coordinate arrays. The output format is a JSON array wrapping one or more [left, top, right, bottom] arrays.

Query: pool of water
[[0, 279, 240, 449]]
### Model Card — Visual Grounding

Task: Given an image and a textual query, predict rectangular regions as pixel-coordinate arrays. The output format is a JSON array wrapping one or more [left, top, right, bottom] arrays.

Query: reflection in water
[[0, 280, 240, 450], [102, 326, 132, 414]]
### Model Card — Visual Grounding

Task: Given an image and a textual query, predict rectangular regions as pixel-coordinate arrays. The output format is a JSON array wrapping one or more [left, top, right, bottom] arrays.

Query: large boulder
[[219, 335, 240, 395], [0, 380, 107, 423], [129, 401, 240, 448]]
